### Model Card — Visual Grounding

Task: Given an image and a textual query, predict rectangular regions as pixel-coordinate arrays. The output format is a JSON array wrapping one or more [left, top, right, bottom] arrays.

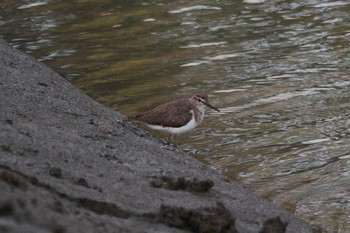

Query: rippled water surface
[[1, 0, 350, 231]]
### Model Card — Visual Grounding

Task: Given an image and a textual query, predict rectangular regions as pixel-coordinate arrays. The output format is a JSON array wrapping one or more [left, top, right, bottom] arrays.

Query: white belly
[[147, 112, 197, 135]]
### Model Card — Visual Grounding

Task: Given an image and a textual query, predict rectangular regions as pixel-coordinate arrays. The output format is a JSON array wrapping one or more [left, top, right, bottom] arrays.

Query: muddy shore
[[0, 39, 316, 233]]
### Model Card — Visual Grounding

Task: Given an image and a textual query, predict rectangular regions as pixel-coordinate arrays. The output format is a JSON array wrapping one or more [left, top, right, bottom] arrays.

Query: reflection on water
[[1, 0, 350, 231]]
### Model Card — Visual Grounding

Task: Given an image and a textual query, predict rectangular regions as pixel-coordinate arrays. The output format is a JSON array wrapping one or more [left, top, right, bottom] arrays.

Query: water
[[1, 0, 350, 231]]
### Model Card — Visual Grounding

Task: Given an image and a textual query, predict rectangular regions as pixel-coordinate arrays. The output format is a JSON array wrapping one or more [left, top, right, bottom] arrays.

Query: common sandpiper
[[129, 93, 220, 146]]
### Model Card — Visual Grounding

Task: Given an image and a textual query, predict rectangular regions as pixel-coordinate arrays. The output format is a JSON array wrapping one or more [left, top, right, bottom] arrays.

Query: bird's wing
[[130, 99, 193, 128]]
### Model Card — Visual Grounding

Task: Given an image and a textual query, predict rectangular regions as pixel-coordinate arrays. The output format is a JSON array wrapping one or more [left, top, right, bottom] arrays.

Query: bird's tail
[[127, 112, 146, 122]]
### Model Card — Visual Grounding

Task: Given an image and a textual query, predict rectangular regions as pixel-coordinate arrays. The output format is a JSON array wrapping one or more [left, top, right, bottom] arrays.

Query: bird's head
[[190, 93, 220, 112]]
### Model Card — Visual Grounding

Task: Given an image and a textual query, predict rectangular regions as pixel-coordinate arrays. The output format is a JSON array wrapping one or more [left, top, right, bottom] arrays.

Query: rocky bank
[[0, 39, 315, 233]]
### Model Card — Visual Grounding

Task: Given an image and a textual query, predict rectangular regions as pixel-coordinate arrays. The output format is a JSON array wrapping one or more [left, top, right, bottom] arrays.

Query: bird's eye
[[198, 98, 202, 102]]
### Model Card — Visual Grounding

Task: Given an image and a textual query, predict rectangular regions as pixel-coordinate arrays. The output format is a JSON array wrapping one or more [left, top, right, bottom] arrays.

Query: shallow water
[[1, 0, 350, 231]]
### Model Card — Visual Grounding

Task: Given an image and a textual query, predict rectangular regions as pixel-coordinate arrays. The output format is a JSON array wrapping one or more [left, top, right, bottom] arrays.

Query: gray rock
[[0, 38, 315, 233]]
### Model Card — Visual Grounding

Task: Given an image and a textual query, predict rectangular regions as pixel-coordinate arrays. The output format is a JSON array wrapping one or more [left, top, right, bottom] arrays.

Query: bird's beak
[[203, 101, 220, 112]]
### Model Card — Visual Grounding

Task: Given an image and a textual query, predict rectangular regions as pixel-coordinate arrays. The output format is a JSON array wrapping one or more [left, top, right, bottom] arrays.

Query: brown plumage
[[129, 98, 193, 127]]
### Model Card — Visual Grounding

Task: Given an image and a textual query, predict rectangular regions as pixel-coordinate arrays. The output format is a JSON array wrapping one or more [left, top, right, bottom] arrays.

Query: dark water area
[[1, 0, 350, 231]]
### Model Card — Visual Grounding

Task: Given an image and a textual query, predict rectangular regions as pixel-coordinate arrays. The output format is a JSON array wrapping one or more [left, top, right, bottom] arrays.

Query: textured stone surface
[[0, 38, 314, 233]]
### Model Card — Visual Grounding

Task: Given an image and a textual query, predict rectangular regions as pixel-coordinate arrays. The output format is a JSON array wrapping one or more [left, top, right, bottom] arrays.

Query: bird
[[128, 93, 220, 146]]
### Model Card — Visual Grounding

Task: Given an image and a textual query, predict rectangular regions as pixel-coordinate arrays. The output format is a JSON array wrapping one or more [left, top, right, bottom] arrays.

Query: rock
[[150, 176, 214, 192], [157, 202, 237, 233], [0, 38, 315, 233], [260, 217, 287, 233], [49, 167, 62, 179]]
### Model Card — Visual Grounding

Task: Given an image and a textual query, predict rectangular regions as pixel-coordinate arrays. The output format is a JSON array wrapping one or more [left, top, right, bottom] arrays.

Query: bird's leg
[[173, 135, 177, 147], [173, 135, 182, 151], [166, 135, 182, 151], [167, 134, 172, 145]]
